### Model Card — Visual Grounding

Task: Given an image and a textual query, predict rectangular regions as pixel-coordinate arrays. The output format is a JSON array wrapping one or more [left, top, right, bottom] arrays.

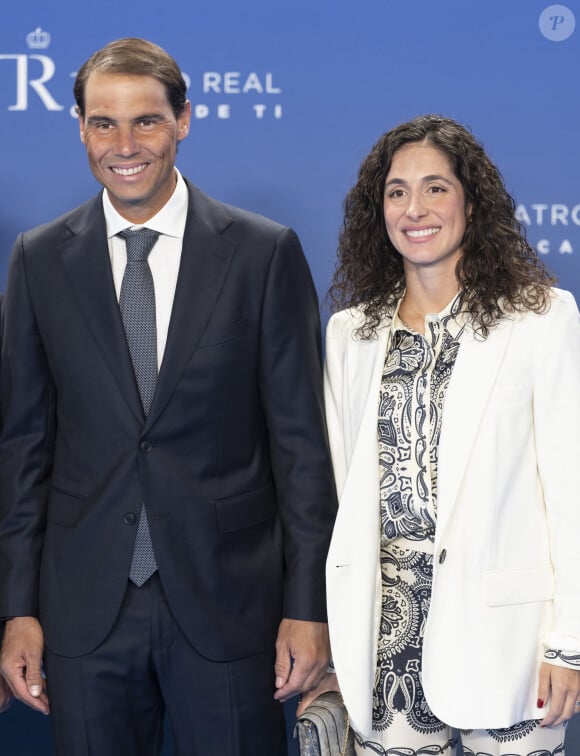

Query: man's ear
[[177, 101, 191, 141], [77, 107, 87, 145]]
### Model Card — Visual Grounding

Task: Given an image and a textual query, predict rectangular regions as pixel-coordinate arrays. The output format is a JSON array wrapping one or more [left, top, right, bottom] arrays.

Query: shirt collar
[[392, 291, 466, 340], [102, 168, 189, 239]]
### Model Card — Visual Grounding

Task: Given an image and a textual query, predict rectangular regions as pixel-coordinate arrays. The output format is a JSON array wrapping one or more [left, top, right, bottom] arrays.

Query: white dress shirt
[[103, 168, 188, 370]]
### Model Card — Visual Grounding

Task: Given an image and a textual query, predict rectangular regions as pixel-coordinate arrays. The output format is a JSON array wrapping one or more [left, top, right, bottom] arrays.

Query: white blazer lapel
[[436, 317, 514, 546], [330, 316, 391, 548]]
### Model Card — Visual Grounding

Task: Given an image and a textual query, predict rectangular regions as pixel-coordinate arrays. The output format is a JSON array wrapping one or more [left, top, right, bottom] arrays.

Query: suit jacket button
[[140, 441, 152, 453], [124, 513, 137, 525], [439, 548, 447, 564]]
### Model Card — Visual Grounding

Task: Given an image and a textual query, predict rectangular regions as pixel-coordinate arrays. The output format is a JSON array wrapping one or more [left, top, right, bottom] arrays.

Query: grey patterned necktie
[[118, 227, 160, 586]]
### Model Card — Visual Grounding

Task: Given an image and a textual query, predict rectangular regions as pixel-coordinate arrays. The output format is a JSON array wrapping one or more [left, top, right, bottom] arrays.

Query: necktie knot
[[118, 228, 160, 263]]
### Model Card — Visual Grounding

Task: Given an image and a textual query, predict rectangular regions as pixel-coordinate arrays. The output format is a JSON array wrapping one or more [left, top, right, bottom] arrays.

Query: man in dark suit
[[0, 38, 336, 755], [0, 294, 12, 715]]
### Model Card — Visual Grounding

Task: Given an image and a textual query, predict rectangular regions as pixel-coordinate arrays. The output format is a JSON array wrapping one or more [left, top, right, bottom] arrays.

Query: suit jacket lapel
[[59, 194, 144, 422], [436, 317, 514, 546], [59, 184, 239, 428], [146, 182, 237, 426]]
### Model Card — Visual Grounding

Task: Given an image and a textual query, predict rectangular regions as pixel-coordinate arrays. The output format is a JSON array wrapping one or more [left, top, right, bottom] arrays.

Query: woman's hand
[[537, 661, 580, 726], [296, 671, 341, 716]]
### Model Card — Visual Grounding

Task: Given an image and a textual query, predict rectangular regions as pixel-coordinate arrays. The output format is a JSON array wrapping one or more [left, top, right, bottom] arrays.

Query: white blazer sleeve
[[533, 289, 580, 654]]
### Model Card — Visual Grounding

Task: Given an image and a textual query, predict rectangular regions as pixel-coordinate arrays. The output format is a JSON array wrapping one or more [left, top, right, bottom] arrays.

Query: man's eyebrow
[[86, 115, 116, 124], [85, 113, 165, 124], [133, 113, 165, 120]]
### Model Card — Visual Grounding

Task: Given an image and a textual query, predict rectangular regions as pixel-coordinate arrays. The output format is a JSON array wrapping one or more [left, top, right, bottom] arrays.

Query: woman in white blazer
[[316, 115, 580, 755]]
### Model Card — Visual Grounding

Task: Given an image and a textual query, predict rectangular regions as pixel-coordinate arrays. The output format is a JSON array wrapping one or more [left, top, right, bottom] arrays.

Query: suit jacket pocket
[[47, 488, 86, 527], [215, 484, 276, 533], [484, 565, 554, 606]]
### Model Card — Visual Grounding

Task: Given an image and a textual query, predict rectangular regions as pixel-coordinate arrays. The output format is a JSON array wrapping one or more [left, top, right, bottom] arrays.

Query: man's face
[[79, 72, 191, 223]]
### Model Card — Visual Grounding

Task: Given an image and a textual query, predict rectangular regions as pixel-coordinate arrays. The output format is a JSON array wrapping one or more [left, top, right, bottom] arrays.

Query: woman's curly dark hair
[[329, 114, 556, 339]]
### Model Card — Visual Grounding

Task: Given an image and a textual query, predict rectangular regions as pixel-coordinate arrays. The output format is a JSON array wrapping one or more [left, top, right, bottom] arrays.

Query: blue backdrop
[[1, 0, 579, 752]]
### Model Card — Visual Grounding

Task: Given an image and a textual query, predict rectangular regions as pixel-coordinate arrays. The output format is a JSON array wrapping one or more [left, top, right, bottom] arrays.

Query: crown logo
[[26, 27, 51, 49]]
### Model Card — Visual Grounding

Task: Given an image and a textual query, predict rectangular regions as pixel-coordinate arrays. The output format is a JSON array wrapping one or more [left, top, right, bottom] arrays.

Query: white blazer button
[[439, 549, 447, 564]]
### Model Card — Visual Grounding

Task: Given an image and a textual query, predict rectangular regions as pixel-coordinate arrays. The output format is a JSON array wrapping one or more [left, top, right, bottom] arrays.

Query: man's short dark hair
[[74, 37, 188, 118]]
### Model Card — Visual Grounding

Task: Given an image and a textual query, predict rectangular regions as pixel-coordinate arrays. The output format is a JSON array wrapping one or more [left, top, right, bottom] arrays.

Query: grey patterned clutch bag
[[294, 691, 355, 755]]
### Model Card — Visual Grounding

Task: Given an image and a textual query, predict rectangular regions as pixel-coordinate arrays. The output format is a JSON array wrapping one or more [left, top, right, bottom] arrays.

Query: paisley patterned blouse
[[378, 295, 465, 547]]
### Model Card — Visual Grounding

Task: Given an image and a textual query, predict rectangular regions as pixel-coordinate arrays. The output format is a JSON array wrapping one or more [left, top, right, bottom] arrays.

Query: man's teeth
[[112, 165, 146, 176]]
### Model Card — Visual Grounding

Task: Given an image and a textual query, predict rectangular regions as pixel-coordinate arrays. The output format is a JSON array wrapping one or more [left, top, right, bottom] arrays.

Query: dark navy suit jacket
[[0, 180, 337, 660]]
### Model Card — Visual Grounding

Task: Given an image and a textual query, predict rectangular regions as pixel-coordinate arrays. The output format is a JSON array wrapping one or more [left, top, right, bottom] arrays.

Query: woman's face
[[383, 141, 471, 279]]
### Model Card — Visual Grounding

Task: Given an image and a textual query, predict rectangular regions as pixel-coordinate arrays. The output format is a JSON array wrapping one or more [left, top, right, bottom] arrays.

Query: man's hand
[[0, 616, 49, 714], [537, 661, 580, 727], [273, 618, 331, 703]]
